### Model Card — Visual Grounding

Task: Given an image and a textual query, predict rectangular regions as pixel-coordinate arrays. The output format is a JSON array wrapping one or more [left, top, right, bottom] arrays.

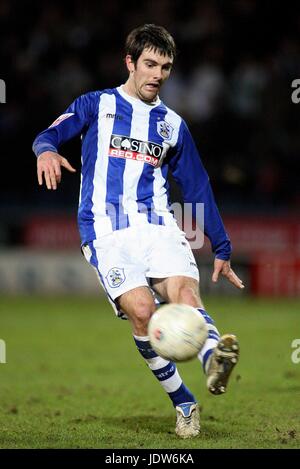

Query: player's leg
[[147, 226, 232, 392], [116, 286, 199, 438], [152, 275, 223, 372], [152, 275, 239, 395], [152, 276, 222, 373], [82, 237, 199, 438], [116, 285, 155, 336]]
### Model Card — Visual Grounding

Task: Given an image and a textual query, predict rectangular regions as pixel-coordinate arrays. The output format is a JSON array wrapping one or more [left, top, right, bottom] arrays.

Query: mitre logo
[[109, 134, 164, 167], [106, 113, 123, 120]]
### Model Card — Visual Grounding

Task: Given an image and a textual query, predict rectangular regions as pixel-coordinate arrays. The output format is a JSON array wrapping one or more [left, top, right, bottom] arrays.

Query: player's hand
[[37, 151, 76, 190], [212, 258, 245, 290]]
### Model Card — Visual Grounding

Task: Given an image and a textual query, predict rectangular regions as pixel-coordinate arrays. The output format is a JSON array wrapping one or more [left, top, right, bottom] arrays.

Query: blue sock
[[134, 335, 196, 407], [197, 308, 220, 373]]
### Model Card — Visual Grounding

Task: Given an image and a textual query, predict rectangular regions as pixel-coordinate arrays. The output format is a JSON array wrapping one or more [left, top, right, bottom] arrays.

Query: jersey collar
[[116, 85, 161, 108]]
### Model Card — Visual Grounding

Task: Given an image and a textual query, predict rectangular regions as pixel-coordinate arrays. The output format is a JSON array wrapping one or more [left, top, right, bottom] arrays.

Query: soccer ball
[[148, 303, 208, 362]]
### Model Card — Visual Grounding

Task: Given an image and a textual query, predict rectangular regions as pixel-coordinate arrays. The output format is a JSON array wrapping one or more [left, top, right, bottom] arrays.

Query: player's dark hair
[[125, 24, 176, 63]]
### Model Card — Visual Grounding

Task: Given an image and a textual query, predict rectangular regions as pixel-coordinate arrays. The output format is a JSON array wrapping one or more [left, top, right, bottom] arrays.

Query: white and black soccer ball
[[148, 303, 208, 362]]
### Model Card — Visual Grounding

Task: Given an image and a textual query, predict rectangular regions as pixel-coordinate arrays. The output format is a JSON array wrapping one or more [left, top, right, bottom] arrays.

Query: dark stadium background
[[0, 0, 300, 296]]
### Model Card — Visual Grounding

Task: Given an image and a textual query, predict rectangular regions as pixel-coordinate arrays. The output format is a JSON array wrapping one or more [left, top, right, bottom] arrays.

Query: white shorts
[[82, 224, 199, 317]]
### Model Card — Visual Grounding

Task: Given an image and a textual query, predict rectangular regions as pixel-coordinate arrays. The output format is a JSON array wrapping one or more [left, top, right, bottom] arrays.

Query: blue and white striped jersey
[[33, 86, 231, 259]]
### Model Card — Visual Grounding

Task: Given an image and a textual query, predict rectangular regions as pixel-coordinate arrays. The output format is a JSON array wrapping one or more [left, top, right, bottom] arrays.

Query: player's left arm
[[168, 120, 244, 290], [212, 258, 244, 289]]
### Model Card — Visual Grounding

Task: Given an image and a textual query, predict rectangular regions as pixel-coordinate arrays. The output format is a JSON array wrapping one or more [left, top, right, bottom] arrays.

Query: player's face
[[126, 48, 173, 103]]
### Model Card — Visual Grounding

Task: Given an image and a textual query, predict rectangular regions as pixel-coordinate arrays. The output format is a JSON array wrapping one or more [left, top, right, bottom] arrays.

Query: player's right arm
[[33, 92, 98, 190], [37, 151, 76, 190]]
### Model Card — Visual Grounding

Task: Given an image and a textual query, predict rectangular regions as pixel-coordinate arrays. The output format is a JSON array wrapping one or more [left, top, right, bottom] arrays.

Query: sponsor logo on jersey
[[109, 134, 164, 167], [157, 120, 173, 141], [49, 113, 75, 127], [106, 267, 126, 288]]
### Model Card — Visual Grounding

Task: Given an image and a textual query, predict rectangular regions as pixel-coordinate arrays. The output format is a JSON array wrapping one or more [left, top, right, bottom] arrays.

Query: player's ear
[[125, 55, 135, 73]]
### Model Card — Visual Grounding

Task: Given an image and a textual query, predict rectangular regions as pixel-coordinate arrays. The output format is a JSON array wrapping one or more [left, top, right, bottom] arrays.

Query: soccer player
[[33, 24, 244, 439]]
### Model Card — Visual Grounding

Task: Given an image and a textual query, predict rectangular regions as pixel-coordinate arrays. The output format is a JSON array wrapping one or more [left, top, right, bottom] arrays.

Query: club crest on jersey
[[49, 113, 74, 127], [106, 267, 126, 288], [157, 121, 173, 141]]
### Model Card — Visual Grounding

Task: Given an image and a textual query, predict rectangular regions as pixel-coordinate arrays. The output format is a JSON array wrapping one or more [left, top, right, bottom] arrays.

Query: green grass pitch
[[0, 295, 300, 449]]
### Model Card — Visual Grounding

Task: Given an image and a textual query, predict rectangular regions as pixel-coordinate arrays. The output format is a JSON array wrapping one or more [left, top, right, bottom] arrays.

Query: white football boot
[[175, 402, 200, 438], [206, 334, 239, 395]]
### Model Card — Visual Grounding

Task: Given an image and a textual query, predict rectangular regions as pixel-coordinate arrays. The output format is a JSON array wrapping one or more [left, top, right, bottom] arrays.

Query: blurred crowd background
[[0, 0, 299, 296]]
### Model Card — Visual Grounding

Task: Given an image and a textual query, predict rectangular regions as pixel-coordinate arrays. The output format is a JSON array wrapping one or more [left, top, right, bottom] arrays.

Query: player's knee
[[176, 285, 199, 307], [132, 300, 156, 333]]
